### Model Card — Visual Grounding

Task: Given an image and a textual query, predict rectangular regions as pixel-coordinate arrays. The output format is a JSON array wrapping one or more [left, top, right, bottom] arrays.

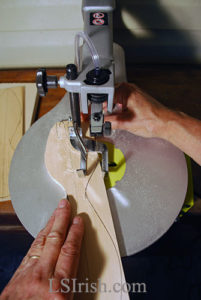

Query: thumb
[[104, 114, 119, 130]]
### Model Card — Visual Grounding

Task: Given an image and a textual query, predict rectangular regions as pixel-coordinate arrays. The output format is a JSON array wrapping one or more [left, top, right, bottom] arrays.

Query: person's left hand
[[0, 199, 84, 300]]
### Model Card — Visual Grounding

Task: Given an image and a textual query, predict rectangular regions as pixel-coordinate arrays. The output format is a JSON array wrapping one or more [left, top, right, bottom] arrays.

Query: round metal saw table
[[9, 94, 188, 257]]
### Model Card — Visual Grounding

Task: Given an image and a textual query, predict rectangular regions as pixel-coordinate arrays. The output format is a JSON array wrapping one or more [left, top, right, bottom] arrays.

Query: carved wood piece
[[45, 121, 129, 300]]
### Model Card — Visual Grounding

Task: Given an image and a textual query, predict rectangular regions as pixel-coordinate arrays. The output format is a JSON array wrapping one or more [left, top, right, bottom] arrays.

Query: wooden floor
[[0, 64, 201, 218]]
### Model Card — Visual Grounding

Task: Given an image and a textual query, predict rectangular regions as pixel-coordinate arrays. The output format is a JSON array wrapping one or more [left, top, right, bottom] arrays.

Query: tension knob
[[36, 68, 58, 96]]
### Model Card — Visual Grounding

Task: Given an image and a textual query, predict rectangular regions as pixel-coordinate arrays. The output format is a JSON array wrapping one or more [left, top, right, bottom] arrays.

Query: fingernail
[[73, 216, 80, 224], [58, 199, 67, 208]]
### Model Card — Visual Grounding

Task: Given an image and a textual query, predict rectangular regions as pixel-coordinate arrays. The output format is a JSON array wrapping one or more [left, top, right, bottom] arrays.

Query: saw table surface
[[0, 64, 201, 219]]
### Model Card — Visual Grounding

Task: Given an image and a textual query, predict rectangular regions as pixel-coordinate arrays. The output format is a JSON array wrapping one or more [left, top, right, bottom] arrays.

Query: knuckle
[[55, 207, 70, 218], [20, 255, 29, 266], [54, 268, 68, 280], [47, 231, 63, 243], [32, 234, 46, 249], [38, 225, 46, 234], [61, 240, 80, 257]]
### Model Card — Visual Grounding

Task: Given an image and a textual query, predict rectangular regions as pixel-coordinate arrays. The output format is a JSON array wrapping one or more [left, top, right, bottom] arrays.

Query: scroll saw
[[9, 0, 188, 257]]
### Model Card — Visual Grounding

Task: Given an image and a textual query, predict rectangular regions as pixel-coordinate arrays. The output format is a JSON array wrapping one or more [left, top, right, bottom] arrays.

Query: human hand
[[105, 82, 171, 139], [0, 199, 84, 300]]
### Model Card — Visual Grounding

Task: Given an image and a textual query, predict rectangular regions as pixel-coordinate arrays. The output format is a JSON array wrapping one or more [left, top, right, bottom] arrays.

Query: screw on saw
[[93, 113, 101, 122]]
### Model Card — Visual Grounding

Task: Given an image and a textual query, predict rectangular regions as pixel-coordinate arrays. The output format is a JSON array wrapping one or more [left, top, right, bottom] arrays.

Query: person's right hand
[[105, 82, 201, 165], [105, 82, 171, 139]]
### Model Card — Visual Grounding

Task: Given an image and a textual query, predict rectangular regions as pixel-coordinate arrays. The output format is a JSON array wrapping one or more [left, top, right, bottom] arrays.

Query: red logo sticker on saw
[[92, 18, 104, 25], [90, 12, 108, 26], [93, 12, 105, 18]]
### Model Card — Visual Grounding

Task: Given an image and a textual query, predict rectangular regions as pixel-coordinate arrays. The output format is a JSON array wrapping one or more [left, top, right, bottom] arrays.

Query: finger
[[112, 103, 125, 114], [103, 102, 107, 113], [105, 109, 134, 125], [27, 213, 55, 257], [114, 82, 134, 109], [14, 210, 56, 275], [40, 198, 71, 276], [114, 82, 128, 103], [54, 216, 84, 281], [81, 112, 89, 122]]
